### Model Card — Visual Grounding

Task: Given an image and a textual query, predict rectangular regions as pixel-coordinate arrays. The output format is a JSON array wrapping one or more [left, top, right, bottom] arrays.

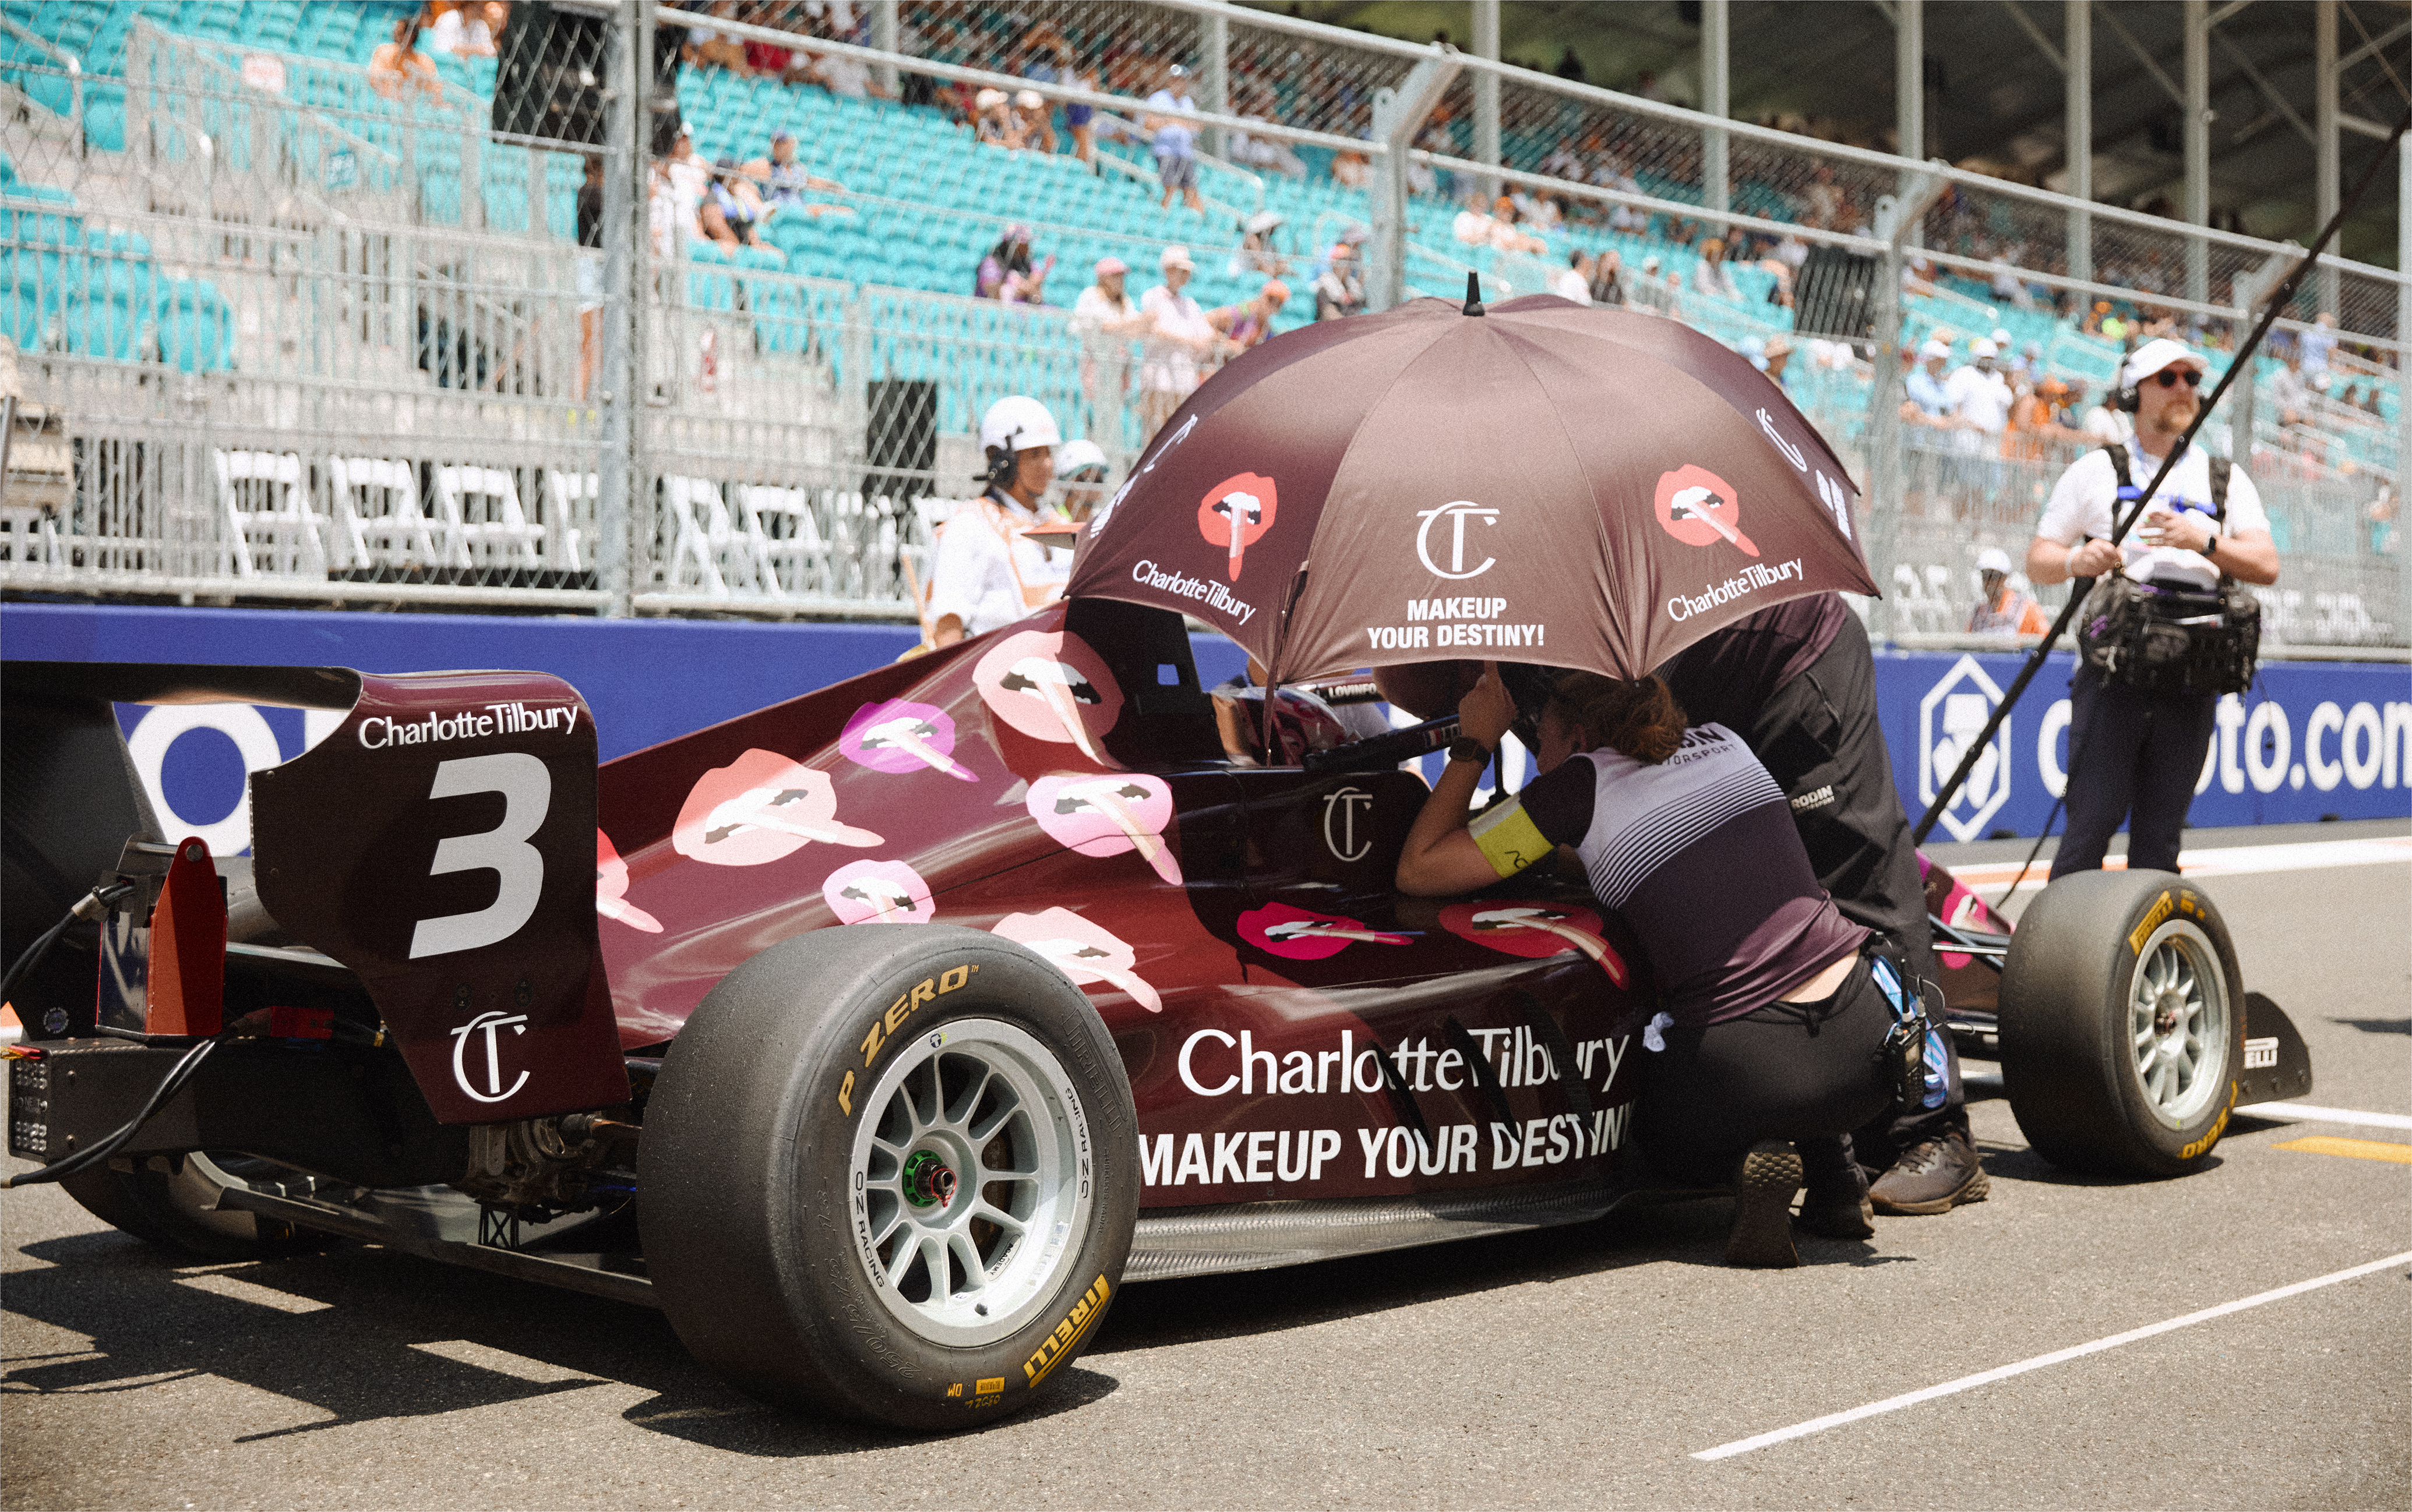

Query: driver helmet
[[978, 395, 1062, 483]]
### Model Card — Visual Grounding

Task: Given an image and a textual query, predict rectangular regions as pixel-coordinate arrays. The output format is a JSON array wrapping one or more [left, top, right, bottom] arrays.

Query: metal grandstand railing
[[0, 0, 2402, 647]]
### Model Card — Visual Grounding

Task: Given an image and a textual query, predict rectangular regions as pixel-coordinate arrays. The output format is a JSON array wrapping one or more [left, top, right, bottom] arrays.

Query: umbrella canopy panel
[[1069, 295, 1877, 684]]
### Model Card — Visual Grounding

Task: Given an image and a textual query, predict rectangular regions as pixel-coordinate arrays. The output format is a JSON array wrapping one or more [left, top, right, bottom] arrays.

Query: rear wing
[[1, 662, 628, 1124]]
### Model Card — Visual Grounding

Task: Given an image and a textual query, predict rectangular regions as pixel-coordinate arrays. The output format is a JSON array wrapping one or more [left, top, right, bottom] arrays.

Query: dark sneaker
[[1727, 1140, 1803, 1268], [1868, 1133, 1991, 1216], [1796, 1180, 1875, 1240]]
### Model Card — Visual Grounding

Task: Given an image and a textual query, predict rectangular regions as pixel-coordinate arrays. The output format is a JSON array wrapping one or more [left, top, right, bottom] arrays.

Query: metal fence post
[[1473, 0, 1500, 204], [2067, 0, 2091, 284], [2399, 130, 2411, 641], [1200, 10, 1228, 160], [872, 0, 899, 101], [1866, 168, 1948, 643], [597, 0, 642, 617], [1703, 0, 1729, 235], [1368, 50, 1461, 312]]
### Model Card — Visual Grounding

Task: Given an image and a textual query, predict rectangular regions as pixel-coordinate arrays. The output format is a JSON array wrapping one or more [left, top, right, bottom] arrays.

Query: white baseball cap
[[1970, 338, 1999, 358], [1161, 245, 1195, 270], [2122, 337, 2207, 386], [1920, 339, 1952, 361], [1976, 547, 2014, 575], [1990, 327, 2012, 346]]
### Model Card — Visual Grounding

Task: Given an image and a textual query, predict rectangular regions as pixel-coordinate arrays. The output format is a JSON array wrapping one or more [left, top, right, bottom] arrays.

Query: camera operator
[[2027, 338, 2280, 878]]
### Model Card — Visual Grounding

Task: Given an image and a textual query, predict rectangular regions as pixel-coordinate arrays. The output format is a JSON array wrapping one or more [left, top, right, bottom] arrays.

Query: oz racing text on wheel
[[639, 924, 1137, 1430], [1998, 870, 2246, 1178]]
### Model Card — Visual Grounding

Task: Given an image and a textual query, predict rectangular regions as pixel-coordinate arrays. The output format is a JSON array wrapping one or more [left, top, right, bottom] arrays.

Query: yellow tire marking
[[2273, 1135, 2412, 1164]]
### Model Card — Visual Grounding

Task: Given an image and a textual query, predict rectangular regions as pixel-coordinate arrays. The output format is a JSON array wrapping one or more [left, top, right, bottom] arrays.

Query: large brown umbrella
[[1067, 291, 1877, 684]]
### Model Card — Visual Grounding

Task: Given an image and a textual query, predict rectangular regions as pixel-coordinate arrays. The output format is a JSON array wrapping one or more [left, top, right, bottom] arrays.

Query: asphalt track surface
[[5, 819, 2407, 1511]]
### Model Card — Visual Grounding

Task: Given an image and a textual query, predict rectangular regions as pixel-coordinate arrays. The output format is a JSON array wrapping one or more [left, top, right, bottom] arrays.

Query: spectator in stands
[[2268, 344, 2315, 430], [369, 16, 444, 104], [808, 46, 886, 101], [1551, 252, 1592, 305], [974, 89, 1021, 148], [428, 1, 505, 59], [1003, 255, 1055, 307], [1692, 238, 1739, 302], [1073, 256, 1150, 426], [1207, 280, 1289, 355], [1313, 242, 1365, 322], [1900, 340, 1953, 429], [684, 0, 753, 77], [2080, 382, 2132, 445], [1145, 65, 1206, 213], [1988, 253, 2036, 311], [1233, 211, 1290, 278], [1945, 339, 2013, 454], [664, 127, 711, 238], [1140, 246, 1215, 437], [1588, 249, 1627, 306], [977, 228, 1036, 300], [2301, 310, 2339, 384], [1331, 149, 1372, 190], [576, 153, 603, 401], [647, 158, 679, 258], [1760, 334, 1794, 392], [1233, 91, 1310, 181], [1060, 55, 1103, 167], [707, 157, 769, 246], [1013, 89, 1057, 156], [1966, 547, 2048, 636], [2004, 377, 2077, 461], [745, 130, 849, 220], [1803, 163, 1844, 230]]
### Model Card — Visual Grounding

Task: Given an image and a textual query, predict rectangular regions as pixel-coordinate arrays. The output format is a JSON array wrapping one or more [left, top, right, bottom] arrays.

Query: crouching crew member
[[1397, 665, 1898, 1270], [926, 396, 1073, 647], [2026, 338, 2279, 878], [1656, 594, 1983, 1223]]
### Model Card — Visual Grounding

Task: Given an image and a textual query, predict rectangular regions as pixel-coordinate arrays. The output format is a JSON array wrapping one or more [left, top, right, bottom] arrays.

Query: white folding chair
[[327, 456, 443, 570], [544, 470, 600, 573], [662, 476, 770, 596], [0, 504, 60, 566], [435, 464, 547, 571], [735, 483, 831, 598], [214, 449, 327, 578]]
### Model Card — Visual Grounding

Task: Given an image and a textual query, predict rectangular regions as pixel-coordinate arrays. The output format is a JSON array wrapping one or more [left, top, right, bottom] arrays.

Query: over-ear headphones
[[2114, 373, 2140, 413], [982, 426, 1024, 488]]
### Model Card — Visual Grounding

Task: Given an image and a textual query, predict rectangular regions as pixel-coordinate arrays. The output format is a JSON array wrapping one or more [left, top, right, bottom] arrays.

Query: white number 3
[[408, 753, 552, 959]]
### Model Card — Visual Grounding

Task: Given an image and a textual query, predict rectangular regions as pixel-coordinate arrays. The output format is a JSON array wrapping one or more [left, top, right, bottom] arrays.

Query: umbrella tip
[[1463, 273, 1484, 316]]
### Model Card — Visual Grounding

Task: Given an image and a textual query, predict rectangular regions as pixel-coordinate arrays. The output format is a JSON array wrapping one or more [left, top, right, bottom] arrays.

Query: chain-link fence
[[2, 1, 2404, 646]]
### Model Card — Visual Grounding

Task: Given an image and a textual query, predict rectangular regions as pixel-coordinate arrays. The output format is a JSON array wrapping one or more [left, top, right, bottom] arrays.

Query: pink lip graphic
[[823, 859, 936, 925], [1440, 900, 1628, 986], [1239, 900, 1413, 960], [672, 749, 884, 867], [1026, 773, 1181, 884], [991, 907, 1161, 1012], [973, 630, 1123, 766], [840, 699, 977, 782], [595, 828, 662, 933]]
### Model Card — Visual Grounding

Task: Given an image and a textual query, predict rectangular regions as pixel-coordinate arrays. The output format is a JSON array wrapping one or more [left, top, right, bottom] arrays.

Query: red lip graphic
[[841, 699, 976, 782], [973, 630, 1124, 766], [1655, 464, 1759, 558], [1196, 472, 1277, 582], [1239, 900, 1413, 960], [672, 750, 884, 867], [1027, 773, 1181, 884], [1440, 900, 1628, 985], [595, 828, 662, 933], [991, 907, 1161, 1012], [822, 859, 936, 925]]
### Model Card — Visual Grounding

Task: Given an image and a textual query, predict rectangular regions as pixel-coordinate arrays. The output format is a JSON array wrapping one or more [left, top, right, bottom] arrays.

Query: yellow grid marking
[[2274, 1136, 2412, 1165]]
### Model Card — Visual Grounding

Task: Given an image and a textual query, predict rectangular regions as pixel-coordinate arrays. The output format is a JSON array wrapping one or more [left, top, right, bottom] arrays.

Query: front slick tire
[[640, 925, 1137, 1431], [1999, 870, 2245, 1178]]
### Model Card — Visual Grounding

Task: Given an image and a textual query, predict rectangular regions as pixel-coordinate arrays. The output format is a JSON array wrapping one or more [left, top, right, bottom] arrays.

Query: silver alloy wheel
[[2127, 920, 2231, 1129], [845, 1018, 1093, 1348]]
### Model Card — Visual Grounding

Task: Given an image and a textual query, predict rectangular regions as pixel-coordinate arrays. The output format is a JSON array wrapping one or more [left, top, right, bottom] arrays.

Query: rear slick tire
[[639, 924, 1137, 1430], [1998, 870, 2245, 1177]]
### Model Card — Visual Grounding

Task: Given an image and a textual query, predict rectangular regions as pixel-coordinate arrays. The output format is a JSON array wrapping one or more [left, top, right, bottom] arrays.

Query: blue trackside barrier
[[0, 603, 2400, 857]]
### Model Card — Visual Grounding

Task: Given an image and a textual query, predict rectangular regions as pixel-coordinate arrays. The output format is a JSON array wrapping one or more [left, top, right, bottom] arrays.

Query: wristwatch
[[1445, 736, 1494, 765], [2202, 527, 2220, 556]]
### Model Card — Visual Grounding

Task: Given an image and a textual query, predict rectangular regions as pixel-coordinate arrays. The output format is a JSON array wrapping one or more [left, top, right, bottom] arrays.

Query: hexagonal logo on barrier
[[1919, 655, 2013, 843]]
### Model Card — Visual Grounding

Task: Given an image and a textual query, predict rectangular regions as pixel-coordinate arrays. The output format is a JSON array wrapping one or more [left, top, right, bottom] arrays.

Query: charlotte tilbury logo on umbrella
[[1655, 464, 1759, 558], [1197, 473, 1278, 581]]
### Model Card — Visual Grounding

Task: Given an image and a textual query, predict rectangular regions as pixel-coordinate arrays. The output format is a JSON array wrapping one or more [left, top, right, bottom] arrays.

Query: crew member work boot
[[1727, 1140, 1804, 1268], [1795, 1136, 1875, 1240], [1868, 1131, 1990, 1216]]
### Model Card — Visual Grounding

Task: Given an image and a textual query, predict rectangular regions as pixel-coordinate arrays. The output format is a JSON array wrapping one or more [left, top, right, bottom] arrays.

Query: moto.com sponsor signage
[[1881, 650, 2412, 837]]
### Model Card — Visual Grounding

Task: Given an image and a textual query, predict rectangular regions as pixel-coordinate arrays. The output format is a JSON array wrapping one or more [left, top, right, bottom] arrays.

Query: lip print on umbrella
[[672, 749, 884, 867], [1440, 900, 1630, 986], [1196, 472, 1278, 582], [841, 698, 978, 781], [1238, 900, 1414, 960], [973, 630, 1124, 766], [1027, 773, 1182, 884], [595, 828, 661, 933], [822, 859, 936, 925], [1655, 464, 1760, 559], [991, 906, 1162, 1012]]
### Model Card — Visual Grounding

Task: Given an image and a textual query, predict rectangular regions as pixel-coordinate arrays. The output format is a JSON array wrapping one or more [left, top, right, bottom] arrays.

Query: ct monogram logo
[[450, 1009, 531, 1104], [1321, 786, 1375, 863], [1416, 501, 1498, 580]]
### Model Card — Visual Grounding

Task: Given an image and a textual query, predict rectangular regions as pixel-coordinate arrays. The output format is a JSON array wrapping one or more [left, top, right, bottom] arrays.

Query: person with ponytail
[[1396, 662, 1898, 1269]]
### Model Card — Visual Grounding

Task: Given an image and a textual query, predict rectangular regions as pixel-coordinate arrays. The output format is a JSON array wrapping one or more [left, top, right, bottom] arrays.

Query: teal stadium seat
[[686, 241, 736, 311], [155, 277, 234, 372]]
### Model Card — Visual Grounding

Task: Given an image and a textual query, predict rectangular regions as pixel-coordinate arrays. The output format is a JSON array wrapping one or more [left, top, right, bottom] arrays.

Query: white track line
[[2239, 1101, 2412, 1132], [1692, 1250, 2412, 1461], [1951, 834, 2412, 896]]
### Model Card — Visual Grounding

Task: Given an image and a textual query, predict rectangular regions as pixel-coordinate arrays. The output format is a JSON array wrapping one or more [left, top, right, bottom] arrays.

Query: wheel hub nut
[[902, 1149, 957, 1209], [2154, 989, 2185, 1034]]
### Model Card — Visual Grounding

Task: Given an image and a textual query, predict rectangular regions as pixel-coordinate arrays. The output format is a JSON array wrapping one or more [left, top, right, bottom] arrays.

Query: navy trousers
[[2051, 666, 2219, 878]]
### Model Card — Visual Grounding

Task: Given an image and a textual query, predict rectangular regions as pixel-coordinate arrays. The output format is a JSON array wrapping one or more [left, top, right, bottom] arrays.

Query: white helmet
[[1055, 438, 1109, 479], [979, 395, 1062, 456]]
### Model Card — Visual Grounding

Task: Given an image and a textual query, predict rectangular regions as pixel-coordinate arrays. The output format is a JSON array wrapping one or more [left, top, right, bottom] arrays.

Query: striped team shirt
[[1468, 723, 1868, 1025]]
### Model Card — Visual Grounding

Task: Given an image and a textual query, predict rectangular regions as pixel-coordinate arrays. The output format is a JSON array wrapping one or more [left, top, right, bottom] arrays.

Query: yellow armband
[[1468, 799, 1551, 878]]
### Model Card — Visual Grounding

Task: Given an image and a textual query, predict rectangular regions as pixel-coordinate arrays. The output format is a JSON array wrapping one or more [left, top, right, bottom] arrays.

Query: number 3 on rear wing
[[251, 670, 630, 1124]]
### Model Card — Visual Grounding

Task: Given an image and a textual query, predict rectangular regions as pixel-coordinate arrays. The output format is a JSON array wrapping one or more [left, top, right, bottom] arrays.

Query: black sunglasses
[[2150, 368, 2203, 388]]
